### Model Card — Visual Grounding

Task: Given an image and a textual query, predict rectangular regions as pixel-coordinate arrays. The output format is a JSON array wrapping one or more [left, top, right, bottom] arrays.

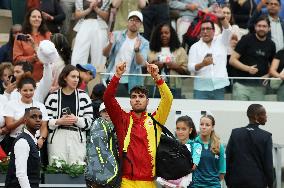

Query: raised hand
[[115, 62, 127, 78], [147, 62, 160, 81], [134, 38, 141, 52]]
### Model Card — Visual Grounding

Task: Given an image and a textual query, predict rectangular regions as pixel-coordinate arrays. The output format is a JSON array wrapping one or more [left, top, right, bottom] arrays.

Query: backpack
[[148, 113, 194, 180], [183, 10, 218, 50], [85, 117, 121, 188]]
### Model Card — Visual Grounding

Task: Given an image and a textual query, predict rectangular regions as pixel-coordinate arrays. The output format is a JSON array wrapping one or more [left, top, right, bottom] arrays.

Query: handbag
[[148, 113, 193, 180]]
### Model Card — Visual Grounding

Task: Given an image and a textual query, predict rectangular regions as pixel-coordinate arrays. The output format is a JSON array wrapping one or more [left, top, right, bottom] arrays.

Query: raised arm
[[147, 63, 173, 125]]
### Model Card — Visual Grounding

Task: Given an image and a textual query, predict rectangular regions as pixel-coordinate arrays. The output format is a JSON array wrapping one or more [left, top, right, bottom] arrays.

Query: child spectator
[[90, 83, 106, 119], [191, 114, 226, 187], [157, 115, 202, 188], [0, 63, 13, 94]]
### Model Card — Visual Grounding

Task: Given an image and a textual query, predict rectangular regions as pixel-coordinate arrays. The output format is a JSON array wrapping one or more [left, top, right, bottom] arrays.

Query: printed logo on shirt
[[255, 49, 266, 57], [196, 147, 202, 155], [215, 154, 220, 159]]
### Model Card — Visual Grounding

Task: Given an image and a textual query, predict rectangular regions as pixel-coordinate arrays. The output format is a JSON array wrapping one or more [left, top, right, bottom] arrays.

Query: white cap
[[99, 103, 106, 112], [128, 11, 143, 22]]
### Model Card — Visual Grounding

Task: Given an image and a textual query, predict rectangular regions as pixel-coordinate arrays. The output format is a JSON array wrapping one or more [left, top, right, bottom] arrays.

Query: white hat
[[99, 103, 106, 112], [128, 11, 143, 22]]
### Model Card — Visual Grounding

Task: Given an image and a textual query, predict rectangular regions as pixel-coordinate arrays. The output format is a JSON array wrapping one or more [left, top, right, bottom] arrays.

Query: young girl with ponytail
[[191, 114, 226, 188]]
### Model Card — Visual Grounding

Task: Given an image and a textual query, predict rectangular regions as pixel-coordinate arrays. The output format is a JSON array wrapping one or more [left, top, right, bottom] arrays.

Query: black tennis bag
[[148, 113, 193, 180]]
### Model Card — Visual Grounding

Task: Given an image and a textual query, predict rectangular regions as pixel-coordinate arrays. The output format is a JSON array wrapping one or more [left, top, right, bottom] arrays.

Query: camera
[[8, 75, 16, 83], [17, 34, 29, 41], [62, 107, 71, 115]]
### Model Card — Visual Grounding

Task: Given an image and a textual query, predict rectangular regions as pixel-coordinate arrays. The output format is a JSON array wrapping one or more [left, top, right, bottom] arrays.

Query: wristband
[[134, 48, 140, 53]]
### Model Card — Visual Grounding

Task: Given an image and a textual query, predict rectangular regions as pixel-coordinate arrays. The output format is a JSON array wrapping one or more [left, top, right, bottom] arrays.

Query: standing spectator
[[40, 0, 66, 33], [103, 11, 149, 96], [13, 8, 51, 81], [71, 0, 111, 73], [141, 0, 170, 41], [0, 63, 13, 94], [3, 75, 49, 154], [0, 24, 22, 63], [90, 83, 106, 119], [229, 0, 256, 29], [188, 10, 231, 100], [50, 33, 71, 92], [225, 104, 273, 188], [10, 0, 26, 24], [169, 0, 217, 43], [60, 0, 75, 36], [192, 114, 226, 188], [269, 48, 284, 101], [44, 65, 93, 165], [103, 62, 173, 187], [5, 40, 57, 103], [229, 16, 276, 101], [248, 0, 284, 52], [5, 107, 43, 188], [147, 22, 188, 98], [111, 0, 146, 31]]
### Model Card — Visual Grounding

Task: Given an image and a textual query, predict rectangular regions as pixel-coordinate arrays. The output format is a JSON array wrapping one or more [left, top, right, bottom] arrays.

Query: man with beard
[[103, 11, 149, 97], [230, 16, 276, 101], [103, 62, 173, 188], [5, 107, 42, 188], [249, 0, 284, 52], [225, 104, 273, 188]]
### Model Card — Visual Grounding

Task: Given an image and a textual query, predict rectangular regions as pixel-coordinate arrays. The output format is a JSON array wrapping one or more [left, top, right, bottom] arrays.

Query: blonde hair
[[201, 115, 220, 154]]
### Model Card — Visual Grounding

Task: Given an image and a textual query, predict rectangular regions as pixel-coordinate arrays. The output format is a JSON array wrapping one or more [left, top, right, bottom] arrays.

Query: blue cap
[[76, 64, 96, 78]]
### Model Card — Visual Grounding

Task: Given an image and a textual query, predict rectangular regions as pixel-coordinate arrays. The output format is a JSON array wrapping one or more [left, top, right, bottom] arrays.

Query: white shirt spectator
[[0, 95, 8, 142], [3, 100, 48, 138]]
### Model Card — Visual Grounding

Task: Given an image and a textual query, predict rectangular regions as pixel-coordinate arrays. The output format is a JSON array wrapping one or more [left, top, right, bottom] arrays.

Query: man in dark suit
[[225, 104, 274, 188]]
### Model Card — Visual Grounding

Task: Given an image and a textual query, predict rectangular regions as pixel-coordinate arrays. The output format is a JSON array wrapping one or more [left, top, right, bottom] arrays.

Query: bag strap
[[148, 113, 175, 150]]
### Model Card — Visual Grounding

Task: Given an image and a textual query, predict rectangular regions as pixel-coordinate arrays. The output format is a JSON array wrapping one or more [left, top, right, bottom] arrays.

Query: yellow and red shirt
[[103, 75, 173, 181]]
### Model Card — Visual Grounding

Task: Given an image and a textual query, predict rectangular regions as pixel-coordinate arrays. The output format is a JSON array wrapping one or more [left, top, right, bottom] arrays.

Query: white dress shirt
[[188, 28, 231, 91], [15, 129, 38, 188]]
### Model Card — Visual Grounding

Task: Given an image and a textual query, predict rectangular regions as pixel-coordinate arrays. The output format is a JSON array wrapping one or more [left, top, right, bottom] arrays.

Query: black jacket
[[225, 123, 273, 188]]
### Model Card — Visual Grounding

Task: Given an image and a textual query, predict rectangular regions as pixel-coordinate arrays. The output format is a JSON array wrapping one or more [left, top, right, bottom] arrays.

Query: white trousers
[[177, 18, 191, 44], [48, 128, 86, 165], [71, 19, 108, 72]]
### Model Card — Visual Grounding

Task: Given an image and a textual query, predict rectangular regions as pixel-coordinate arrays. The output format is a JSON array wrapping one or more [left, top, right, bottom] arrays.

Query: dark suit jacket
[[225, 123, 273, 188]]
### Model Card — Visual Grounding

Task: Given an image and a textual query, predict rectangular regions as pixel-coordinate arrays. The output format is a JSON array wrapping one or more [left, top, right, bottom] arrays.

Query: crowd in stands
[[0, 0, 279, 187]]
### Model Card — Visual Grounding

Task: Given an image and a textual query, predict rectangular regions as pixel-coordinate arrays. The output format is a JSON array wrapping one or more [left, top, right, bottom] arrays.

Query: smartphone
[[17, 34, 29, 41], [8, 75, 16, 83], [62, 107, 71, 115]]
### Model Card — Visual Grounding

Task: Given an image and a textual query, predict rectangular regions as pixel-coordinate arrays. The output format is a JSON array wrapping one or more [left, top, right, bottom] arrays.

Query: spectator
[[71, 0, 111, 74], [248, 0, 284, 52], [157, 115, 201, 188], [229, 0, 256, 29], [103, 62, 173, 187], [0, 94, 9, 154], [0, 24, 22, 63], [5, 107, 43, 188], [111, 0, 146, 31], [188, 10, 231, 100], [90, 83, 106, 119], [103, 11, 149, 96], [169, 0, 218, 43], [40, 0, 66, 33], [76, 64, 96, 92], [229, 16, 276, 101], [5, 40, 58, 103], [13, 8, 51, 81], [192, 114, 226, 187], [147, 22, 188, 98], [10, 0, 26, 24], [269, 48, 284, 101], [50, 33, 71, 92], [225, 104, 273, 188], [44, 65, 93, 165], [59, 0, 75, 36], [3, 75, 48, 154], [141, 0, 170, 41], [0, 63, 13, 94]]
